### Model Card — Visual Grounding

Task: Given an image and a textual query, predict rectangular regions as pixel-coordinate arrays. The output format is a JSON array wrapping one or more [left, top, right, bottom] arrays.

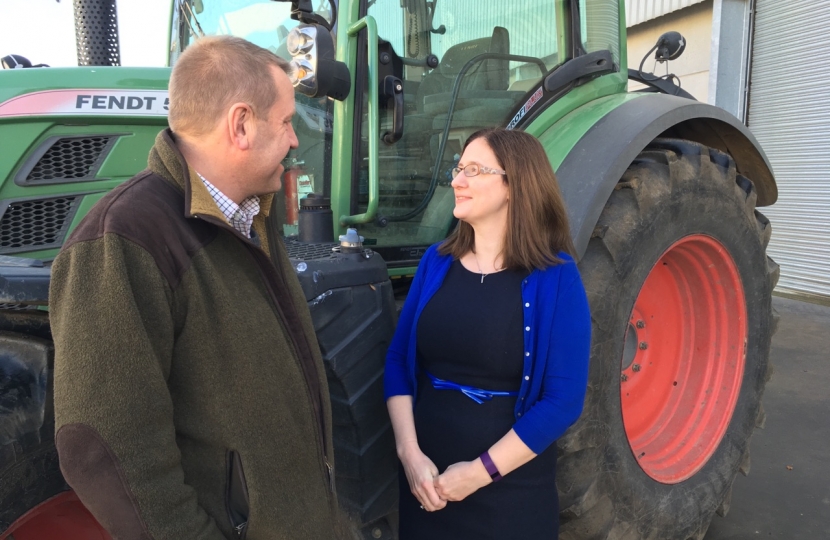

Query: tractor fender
[[554, 93, 777, 259]]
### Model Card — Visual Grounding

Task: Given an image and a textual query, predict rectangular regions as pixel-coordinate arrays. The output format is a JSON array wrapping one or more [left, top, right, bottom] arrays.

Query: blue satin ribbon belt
[[426, 371, 519, 404]]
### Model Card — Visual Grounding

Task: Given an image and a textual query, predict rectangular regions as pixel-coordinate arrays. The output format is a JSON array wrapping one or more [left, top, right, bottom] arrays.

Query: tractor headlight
[[286, 24, 351, 101]]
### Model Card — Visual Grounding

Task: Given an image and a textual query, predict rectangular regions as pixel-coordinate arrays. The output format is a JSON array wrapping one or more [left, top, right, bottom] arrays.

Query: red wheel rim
[[1, 491, 111, 540], [620, 235, 747, 484]]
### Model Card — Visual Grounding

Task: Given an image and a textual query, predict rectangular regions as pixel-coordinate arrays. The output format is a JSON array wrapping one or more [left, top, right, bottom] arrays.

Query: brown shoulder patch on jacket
[[63, 172, 217, 288], [56, 423, 152, 540]]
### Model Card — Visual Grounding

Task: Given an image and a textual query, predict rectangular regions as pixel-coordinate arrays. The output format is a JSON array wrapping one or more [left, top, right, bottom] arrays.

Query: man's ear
[[227, 102, 255, 150]]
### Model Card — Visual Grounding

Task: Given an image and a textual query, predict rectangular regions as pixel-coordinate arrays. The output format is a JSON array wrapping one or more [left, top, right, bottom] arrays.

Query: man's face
[[249, 68, 298, 195]]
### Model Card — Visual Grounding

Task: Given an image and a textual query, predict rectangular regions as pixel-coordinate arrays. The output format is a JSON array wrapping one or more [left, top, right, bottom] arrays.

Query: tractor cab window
[[356, 0, 565, 250], [579, 0, 621, 63], [169, 0, 334, 237]]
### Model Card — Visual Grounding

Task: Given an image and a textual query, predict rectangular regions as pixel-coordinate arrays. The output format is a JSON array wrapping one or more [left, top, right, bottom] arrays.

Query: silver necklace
[[473, 252, 497, 284]]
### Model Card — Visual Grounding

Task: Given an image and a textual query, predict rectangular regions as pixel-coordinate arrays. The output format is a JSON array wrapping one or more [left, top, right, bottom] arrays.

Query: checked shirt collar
[[197, 173, 260, 239]]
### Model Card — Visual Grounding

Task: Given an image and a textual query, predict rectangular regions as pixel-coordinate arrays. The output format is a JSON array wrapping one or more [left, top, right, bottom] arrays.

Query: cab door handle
[[382, 76, 404, 145]]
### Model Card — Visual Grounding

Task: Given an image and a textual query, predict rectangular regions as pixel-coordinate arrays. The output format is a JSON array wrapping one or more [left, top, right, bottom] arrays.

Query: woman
[[384, 128, 591, 539]]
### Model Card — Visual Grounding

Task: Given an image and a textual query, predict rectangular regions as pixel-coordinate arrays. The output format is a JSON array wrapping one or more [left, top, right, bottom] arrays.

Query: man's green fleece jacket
[[50, 129, 339, 540]]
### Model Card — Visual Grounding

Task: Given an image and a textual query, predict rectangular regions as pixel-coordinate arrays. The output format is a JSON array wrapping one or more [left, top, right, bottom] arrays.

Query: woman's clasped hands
[[399, 445, 446, 512], [401, 446, 492, 512], [433, 459, 492, 502]]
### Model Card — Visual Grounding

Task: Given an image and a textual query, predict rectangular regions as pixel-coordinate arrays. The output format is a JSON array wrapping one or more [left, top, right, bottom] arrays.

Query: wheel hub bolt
[[639, 342, 648, 350], [636, 320, 645, 329], [632, 364, 641, 372], [621, 374, 628, 382]]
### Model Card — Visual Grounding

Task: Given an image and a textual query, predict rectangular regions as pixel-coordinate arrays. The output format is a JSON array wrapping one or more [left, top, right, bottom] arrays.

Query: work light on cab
[[287, 26, 314, 55], [289, 59, 314, 85], [287, 24, 350, 101]]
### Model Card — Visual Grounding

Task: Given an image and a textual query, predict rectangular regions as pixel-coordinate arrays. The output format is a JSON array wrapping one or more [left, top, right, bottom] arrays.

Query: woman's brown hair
[[439, 128, 576, 270]]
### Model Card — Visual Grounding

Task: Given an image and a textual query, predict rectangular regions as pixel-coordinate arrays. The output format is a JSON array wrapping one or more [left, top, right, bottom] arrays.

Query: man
[[50, 36, 339, 539]]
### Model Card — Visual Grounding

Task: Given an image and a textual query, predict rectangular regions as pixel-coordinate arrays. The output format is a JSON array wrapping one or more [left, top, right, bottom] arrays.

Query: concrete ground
[[705, 297, 830, 540]]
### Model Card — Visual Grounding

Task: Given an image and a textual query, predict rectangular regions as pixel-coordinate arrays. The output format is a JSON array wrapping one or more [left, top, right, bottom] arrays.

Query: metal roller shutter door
[[747, 0, 830, 298]]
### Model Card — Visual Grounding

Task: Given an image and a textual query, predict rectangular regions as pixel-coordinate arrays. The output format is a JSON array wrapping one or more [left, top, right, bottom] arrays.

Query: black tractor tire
[[0, 331, 67, 532], [557, 139, 778, 540]]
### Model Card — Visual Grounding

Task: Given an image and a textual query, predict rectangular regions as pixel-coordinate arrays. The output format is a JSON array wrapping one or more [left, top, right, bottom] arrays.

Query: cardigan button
[[517, 412, 522, 417], [525, 302, 530, 308], [524, 376, 530, 381], [525, 352, 530, 357], [525, 326, 530, 332]]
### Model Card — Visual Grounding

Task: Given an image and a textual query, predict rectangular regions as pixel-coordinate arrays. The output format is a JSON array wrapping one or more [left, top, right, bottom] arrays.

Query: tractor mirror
[[654, 31, 686, 62], [1, 54, 48, 69], [2, 55, 33, 69]]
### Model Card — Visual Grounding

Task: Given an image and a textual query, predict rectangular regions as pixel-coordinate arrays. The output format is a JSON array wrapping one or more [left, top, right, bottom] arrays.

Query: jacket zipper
[[246, 242, 334, 493], [325, 458, 334, 493], [194, 214, 334, 495], [226, 450, 250, 540]]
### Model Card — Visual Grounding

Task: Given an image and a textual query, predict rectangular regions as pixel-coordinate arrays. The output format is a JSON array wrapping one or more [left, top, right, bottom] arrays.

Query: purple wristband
[[479, 451, 502, 482]]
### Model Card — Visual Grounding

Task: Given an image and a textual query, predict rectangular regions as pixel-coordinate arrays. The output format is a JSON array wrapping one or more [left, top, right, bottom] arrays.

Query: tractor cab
[[169, 0, 622, 265]]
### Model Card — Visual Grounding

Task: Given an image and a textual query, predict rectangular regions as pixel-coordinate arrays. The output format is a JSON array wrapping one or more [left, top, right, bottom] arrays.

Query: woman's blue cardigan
[[383, 244, 591, 455]]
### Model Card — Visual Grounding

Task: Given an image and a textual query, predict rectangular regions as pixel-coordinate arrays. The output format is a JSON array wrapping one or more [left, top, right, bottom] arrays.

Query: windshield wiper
[[182, 0, 206, 38]]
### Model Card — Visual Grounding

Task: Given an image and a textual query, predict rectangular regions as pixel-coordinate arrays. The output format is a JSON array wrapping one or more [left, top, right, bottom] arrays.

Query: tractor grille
[[0, 196, 79, 254], [25, 136, 113, 182]]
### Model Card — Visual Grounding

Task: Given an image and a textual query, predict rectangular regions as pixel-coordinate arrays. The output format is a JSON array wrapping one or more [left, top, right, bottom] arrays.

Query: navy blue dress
[[398, 260, 559, 540]]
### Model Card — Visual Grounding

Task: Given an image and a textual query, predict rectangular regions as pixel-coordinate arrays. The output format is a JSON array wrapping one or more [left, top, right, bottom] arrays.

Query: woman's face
[[451, 138, 509, 227]]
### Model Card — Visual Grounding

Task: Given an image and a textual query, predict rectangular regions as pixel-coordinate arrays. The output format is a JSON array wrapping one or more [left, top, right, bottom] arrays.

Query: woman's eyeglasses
[[451, 164, 506, 178]]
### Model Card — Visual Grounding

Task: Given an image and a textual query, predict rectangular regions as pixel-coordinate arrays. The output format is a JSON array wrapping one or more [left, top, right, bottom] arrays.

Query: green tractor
[[0, 0, 778, 538]]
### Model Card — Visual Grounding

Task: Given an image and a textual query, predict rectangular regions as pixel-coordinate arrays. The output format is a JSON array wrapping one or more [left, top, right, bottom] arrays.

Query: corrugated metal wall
[[747, 0, 830, 298], [625, 0, 707, 26]]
